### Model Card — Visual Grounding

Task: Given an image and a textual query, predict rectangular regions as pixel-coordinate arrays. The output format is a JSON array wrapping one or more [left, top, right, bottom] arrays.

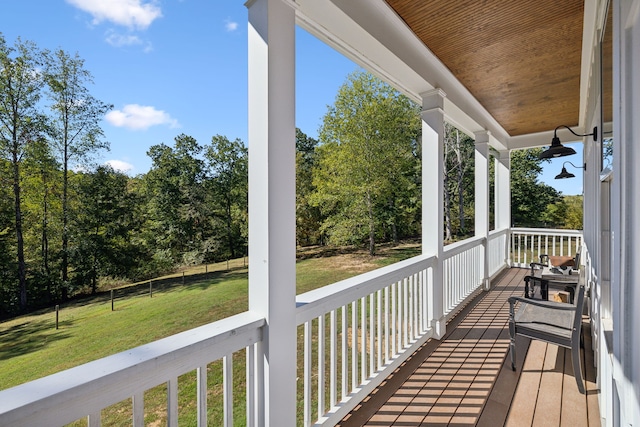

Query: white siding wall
[[612, 0, 640, 424]]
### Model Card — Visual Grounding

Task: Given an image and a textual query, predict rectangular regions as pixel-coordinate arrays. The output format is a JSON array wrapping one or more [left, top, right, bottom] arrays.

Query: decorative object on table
[[550, 265, 572, 275], [552, 291, 571, 303]]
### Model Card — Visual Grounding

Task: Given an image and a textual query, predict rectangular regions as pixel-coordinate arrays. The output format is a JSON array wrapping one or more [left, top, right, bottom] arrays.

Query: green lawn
[[0, 244, 420, 425]]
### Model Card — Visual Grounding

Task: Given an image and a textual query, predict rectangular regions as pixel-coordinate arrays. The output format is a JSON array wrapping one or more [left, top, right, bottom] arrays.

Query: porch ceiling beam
[[295, 0, 508, 149], [325, 0, 511, 149]]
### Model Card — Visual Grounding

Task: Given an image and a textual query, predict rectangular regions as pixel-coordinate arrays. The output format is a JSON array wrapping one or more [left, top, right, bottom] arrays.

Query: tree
[[510, 148, 560, 227], [295, 128, 323, 246], [204, 135, 248, 260], [541, 198, 567, 227], [562, 195, 583, 229], [0, 35, 47, 311], [145, 134, 207, 265], [43, 48, 112, 297], [443, 123, 475, 241], [21, 138, 62, 301], [0, 158, 17, 314], [72, 166, 140, 293], [314, 71, 420, 255]]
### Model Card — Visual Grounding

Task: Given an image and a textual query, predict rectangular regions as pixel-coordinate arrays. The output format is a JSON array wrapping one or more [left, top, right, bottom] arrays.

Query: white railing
[[442, 236, 486, 318], [3, 229, 585, 427], [295, 254, 436, 426], [0, 312, 264, 427], [488, 228, 509, 277], [510, 227, 583, 268]]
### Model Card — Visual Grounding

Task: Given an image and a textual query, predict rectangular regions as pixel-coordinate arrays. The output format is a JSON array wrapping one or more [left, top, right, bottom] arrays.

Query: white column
[[494, 150, 511, 231], [421, 89, 446, 338], [474, 132, 490, 289], [495, 150, 510, 268], [246, 0, 296, 425]]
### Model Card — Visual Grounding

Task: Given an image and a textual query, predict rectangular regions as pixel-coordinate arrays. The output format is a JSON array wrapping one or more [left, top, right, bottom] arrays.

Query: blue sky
[[1, 0, 582, 195], [1, 0, 357, 175]]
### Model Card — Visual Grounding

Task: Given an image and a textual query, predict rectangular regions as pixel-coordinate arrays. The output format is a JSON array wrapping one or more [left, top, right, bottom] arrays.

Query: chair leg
[[571, 341, 586, 394], [509, 324, 516, 371]]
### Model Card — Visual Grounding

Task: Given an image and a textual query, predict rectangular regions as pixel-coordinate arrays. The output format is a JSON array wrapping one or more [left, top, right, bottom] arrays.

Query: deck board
[[584, 322, 601, 427], [531, 344, 562, 426], [337, 268, 600, 427]]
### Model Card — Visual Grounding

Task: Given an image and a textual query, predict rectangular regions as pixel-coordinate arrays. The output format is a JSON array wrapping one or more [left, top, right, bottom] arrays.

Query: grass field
[[0, 243, 420, 425]]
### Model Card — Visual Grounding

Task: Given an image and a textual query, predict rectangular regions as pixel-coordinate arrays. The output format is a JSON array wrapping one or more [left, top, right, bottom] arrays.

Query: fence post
[[205, 264, 208, 273], [111, 289, 114, 311], [182, 271, 185, 285], [149, 280, 153, 298], [55, 305, 59, 330]]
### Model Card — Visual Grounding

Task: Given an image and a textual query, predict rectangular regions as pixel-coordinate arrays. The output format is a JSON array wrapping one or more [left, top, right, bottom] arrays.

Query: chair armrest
[[507, 296, 577, 311]]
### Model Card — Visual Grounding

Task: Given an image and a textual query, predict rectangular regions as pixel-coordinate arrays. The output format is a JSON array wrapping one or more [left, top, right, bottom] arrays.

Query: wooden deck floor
[[337, 268, 601, 427]]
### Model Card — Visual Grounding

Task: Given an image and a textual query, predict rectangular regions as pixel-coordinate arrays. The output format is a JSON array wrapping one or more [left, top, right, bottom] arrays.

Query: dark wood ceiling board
[[385, 0, 585, 136]]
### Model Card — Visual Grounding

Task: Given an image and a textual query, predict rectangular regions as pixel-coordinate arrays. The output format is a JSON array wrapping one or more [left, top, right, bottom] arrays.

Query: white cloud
[[105, 31, 142, 47], [105, 159, 135, 173], [105, 104, 180, 130], [105, 30, 153, 52], [66, 0, 162, 30], [225, 18, 238, 32], [72, 164, 88, 173]]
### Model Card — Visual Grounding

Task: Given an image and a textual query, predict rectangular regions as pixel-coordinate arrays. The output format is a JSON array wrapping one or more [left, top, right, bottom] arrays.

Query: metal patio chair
[[523, 275, 549, 300], [508, 282, 586, 394]]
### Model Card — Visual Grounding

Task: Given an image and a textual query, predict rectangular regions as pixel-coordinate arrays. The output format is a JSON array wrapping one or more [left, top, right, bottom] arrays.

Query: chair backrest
[[574, 248, 581, 269], [571, 283, 586, 341], [524, 275, 548, 300], [529, 261, 547, 277]]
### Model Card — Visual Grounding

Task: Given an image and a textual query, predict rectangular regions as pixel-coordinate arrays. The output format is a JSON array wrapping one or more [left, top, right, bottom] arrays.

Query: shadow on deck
[[337, 268, 600, 427]]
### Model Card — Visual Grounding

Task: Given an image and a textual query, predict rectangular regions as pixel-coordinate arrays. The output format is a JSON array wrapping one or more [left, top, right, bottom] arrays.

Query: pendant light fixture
[[539, 125, 598, 159], [554, 161, 586, 179]]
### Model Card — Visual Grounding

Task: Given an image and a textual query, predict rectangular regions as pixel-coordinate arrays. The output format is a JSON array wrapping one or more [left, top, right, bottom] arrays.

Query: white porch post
[[495, 150, 511, 266], [474, 132, 490, 289], [421, 89, 446, 338], [246, 0, 297, 425], [494, 150, 511, 230]]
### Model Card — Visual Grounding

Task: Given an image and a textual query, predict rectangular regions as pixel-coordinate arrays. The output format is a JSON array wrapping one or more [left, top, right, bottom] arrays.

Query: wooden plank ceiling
[[385, 0, 585, 136]]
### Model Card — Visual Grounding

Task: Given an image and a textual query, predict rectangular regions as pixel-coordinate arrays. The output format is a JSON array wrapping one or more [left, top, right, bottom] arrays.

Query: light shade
[[539, 135, 577, 159], [555, 166, 576, 179], [554, 161, 585, 179], [539, 125, 598, 160]]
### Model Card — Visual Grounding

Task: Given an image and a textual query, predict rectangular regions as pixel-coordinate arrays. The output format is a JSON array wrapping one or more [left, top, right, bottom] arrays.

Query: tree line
[[1, 36, 579, 318]]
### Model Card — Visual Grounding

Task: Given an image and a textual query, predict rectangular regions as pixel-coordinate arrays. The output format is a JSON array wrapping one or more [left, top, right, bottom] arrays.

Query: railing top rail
[[511, 227, 583, 237], [489, 228, 509, 237], [0, 311, 264, 427], [443, 235, 485, 258], [296, 253, 435, 324]]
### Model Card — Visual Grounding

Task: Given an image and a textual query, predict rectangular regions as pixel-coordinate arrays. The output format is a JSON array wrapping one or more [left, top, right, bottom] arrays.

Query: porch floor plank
[[336, 268, 600, 427], [531, 344, 562, 426], [584, 321, 601, 427]]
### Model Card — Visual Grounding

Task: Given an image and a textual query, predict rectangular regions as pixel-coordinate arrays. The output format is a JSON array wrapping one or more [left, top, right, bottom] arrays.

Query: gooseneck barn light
[[539, 125, 598, 159], [554, 161, 586, 179]]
